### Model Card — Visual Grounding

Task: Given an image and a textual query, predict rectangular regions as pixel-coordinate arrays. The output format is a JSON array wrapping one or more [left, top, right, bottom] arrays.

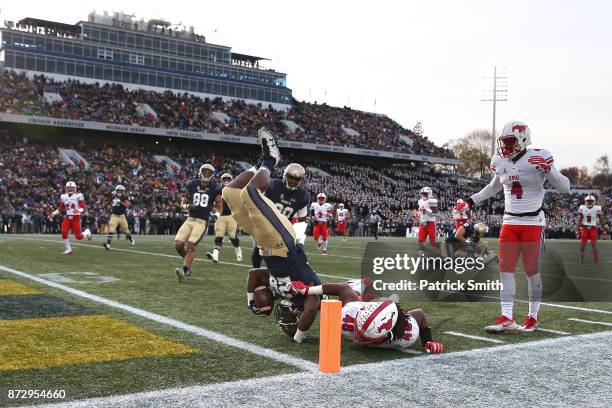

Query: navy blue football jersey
[[447, 221, 476, 243], [185, 179, 221, 220], [111, 194, 129, 215], [265, 178, 310, 220]]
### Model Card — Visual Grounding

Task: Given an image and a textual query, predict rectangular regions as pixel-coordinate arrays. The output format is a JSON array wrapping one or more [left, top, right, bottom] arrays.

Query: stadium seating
[[0, 71, 453, 157], [1, 131, 609, 238]]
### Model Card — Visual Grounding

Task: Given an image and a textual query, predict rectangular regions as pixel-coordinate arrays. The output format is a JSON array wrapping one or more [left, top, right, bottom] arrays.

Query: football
[[254, 286, 274, 316]]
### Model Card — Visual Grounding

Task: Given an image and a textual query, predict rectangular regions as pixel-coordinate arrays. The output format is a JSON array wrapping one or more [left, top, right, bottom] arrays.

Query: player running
[[103, 185, 135, 250], [48, 181, 92, 255], [175, 164, 222, 281], [416, 186, 439, 256], [207, 173, 243, 264], [311, 193, 333, 255], [290, 280, 444, 353], [250, 162, 310, 268], [465, 121, 570, 333], [336, 203, 350, 241], [577, 195, 606, 264], [453, 199, 472, 230], [223, 128, 321, 343]]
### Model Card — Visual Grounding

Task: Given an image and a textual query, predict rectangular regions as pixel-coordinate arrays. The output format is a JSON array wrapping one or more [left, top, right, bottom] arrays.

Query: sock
[[500, 272, 516, 319], [63, 239, 71, 251], [234, 246, 242, 257], [251, 246, 262, 268], [593, 248, 599, 263], [260, 158, 275, 172], [527, 273, 542, 319], [106, 235, 112, 245], [293, 329, 307, 343], [127, 233, 132, 242], [322, 240, 328, 251], [247, 292, 254, 302]]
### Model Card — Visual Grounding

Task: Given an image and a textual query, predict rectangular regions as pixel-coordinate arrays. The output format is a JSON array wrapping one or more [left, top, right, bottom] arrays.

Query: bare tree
[[450, 129, 493, 177]]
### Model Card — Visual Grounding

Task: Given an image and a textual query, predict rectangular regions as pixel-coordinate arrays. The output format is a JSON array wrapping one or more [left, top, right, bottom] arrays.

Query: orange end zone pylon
[[319, 299, 342, 373]]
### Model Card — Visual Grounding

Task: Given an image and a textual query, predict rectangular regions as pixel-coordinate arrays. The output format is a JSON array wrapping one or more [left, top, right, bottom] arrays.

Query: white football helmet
[[339, 203, 345, 209], [115, 184, 125, 193], [220, 172, 233, 186], [354, 300, 398, 346], [420, 186, 433, 198], [65, 181, 77, 193], [199, 164, 215, 183], [498, 121, 531, 159], [456, 199, 464, 205], [317, 193, 326, 203], [585, 195, 596, 208]]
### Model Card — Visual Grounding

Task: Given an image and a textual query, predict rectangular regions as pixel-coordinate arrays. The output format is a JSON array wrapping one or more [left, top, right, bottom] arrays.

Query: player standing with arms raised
[[577, 195, 606, 263], [48, 181, 92, 255], [311, 193, 333, 255], [465, 121, 570, 333]]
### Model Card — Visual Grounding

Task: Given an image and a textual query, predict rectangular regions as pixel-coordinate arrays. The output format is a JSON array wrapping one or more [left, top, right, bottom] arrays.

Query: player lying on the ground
[[222, 128, 320, 343], [48, 181, 92, 255], [207, 173, 243, 264], [246, 267, 321, 343], [442, 221, 498, 265], [577, 195, 606, 264], [250, 162, 310, 268], [290, 280, 444, 353], [103, 185, 135, 250], [174, 164, 222, 281], [465, 120, 570, 333]]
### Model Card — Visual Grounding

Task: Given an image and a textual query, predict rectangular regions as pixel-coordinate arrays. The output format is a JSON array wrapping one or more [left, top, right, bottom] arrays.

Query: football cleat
[[83, 228, 92, 241], [484, 315, 518, 333], [129, 237, 135, 246], [103, 242, 110, 251], [62, 250, 72, 255], [517, 316, 539, 333], [258, 128, 281, 167], [206, 251, 219, 264], [175, 267, 185, 282], [322, 251, 328, 256]]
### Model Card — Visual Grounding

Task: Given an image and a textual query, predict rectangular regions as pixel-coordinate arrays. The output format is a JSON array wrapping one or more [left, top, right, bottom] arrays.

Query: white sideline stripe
[[443, 331, 505, 344], [13, 237, 354, 281], [537, 328, 570, 335], [30, 330, 612, 408], [568, 318, 612, 327], [8, 237, 612, 313], [0, 264, 317, 372]]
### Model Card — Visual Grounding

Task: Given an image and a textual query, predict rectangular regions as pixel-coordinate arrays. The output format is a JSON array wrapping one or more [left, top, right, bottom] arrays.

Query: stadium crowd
[[0, 70, 452, 157], [1, 131, 609, 240]]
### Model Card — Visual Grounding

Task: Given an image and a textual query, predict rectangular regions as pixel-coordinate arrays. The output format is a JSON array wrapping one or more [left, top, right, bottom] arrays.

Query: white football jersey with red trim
[[311, 202, 333, 222], [418, 198, 437, 223], [453, 202, 470, 222], [337, 208, 349, 221], [578, 205, 602, 227], [60, 193, 84, 216]]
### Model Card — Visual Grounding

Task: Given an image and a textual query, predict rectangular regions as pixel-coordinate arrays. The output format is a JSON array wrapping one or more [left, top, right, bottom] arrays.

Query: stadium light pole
[[481, 66, 508, 156]]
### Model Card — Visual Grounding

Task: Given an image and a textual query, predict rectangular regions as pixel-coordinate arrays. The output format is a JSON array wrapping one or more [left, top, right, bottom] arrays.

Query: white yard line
[[536, 328, 570, 335], [0, 264, 317, 372], [567, 318, 612, 327], [443, 331, 506, 344]]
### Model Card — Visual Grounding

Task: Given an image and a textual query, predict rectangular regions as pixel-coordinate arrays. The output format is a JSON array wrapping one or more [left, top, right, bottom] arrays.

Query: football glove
[[423, 341, 445, 354], [290, 280, 310, 296], [464, 197, 475, 209], [248, 300, 266, 317]]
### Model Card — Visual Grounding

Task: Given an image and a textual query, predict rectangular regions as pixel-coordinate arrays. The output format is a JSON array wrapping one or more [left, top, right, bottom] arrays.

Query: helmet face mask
[[220, 173, 233, 186], [498, 121, 531, 159], [497, 135, 520, 158], [199, 164, 215, 183], [274, 300, 300, 337], [115, 185, 125, 194], [283, 163, 305, 190]]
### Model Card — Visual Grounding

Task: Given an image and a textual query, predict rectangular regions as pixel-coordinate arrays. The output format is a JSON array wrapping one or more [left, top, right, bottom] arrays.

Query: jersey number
[[275, 203, 294, 218], [511, 181, 523, 199], [192, 193, 209, 207], [586, 215, 591, 223]]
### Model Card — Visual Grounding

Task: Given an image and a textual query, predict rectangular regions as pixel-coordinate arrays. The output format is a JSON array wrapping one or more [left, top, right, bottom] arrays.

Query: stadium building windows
[[0, 12, 292, 106]]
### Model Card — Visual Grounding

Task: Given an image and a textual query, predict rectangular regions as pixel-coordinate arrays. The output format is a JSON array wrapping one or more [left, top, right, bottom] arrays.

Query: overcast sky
[[2, 0, 610, 169]]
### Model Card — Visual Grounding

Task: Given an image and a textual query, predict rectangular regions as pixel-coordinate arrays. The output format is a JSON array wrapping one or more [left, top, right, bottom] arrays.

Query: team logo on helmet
[[498, 121, 531, 159], [354, 301, 398, 346]]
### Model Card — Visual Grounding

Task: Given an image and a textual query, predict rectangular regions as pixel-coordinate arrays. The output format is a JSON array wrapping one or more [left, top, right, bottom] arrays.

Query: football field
[[0, 234, 611, 407]]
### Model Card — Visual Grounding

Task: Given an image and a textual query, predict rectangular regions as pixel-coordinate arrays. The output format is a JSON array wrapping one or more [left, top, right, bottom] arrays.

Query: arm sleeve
[[470, 175, 503, 204], [545, 165, 570, 194]]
